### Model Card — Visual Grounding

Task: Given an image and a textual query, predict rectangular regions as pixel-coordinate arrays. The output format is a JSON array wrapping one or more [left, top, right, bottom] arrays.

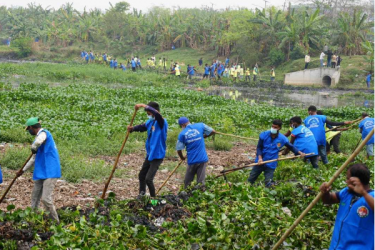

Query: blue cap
[[178, 117, 189, 125]]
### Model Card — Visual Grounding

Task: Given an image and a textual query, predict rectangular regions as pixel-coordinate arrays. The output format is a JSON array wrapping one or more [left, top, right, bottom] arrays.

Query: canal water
[[207, 86, 374, 108]]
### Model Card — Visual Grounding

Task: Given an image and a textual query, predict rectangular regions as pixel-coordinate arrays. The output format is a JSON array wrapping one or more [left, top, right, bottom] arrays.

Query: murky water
[[207, 87, 374, 108]]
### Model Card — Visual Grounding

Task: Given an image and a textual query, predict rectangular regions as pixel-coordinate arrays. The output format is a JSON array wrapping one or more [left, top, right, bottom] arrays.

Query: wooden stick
[[215, 131, 258, 141], [216, 153, 314, 178], [156, 160, 184, 195], [325, 118, 362, 133], [0, 153, 33, 204], [271, 128, 374, 250], [99, 109, 137, 201]]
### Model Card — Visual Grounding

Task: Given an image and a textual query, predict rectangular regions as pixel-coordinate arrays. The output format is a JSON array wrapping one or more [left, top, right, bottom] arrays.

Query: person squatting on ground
[[304, 106, 352, 164], [17, 117, 61, 223], [283, 116, 319, 168], [359, 112, 374, 158], [127, 102, 168, 197], [176, 117, 215, 188], [320, 163, 374, 250], [248, 119, 305, 187]]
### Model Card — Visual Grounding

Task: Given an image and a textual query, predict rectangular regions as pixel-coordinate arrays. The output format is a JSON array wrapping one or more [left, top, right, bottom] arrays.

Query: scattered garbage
[[282, 207, 292, 217]]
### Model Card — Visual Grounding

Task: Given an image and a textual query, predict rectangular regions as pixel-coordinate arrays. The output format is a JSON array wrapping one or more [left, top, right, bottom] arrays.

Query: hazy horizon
[[1, 0, 291, 12]]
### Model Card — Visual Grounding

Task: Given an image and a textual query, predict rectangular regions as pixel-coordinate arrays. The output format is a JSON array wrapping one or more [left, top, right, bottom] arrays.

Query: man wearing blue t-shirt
[[304, 106, 351, 164], [248, 119, 305, 187], [203, 64, 210, 79], [320, 163, 374, 250], [131, 58, 136, 71], [359, 112, 374, 158], [288, 116, 319, 168], [17, 117, 61, 223], [176, 117, 215, 188], [128, 102, 168, 197]]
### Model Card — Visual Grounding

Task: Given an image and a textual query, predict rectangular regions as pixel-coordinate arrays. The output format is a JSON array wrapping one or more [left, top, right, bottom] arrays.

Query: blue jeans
[[248, 165, 275, 186], [327, 59, 331, 67], [366, 144, 374, 157], [320, 59, 324, 67], [318, 145, 329, 164]]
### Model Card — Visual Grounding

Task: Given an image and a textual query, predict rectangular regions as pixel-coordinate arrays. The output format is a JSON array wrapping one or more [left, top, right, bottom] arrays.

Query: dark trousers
[[139, 158, 163, 197], [318, 145, 329, 164], [184, 162, 207, 188], [331, 62, 336, 68], [305, 63, 309, 69], [245, 76, 251, 82], [132, 67, 136, 72], [253, 75, 257, 81], [306, 155, 319, 169], [248, 165, 275, 186], [327, 134, 341, 154]]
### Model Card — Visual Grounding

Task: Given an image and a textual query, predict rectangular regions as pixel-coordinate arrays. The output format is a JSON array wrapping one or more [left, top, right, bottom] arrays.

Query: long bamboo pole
[[156, 160, 184, 195], [0, 153, 33, 204], [216, 153, 314, 178], [271, 128, 374, 250], [215, 131, 258, 141], [325, 118, 362, 133], [100, 110, 137, 201]]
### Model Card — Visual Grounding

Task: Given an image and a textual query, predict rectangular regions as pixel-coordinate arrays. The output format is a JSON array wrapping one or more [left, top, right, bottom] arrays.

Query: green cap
[[25, 117, 39, 128]]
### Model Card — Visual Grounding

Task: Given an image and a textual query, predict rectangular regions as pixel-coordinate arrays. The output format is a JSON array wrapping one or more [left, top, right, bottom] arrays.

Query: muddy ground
[[0, 142, 256, 210]]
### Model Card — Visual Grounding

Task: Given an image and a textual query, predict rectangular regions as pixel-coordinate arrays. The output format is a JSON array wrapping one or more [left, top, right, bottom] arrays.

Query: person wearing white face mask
[[127, 102, 168, 197], [248, 119, 305, 187]]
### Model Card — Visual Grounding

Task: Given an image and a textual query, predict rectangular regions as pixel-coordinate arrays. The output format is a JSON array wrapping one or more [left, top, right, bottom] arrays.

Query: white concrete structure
[[284, 68, 341, 87]]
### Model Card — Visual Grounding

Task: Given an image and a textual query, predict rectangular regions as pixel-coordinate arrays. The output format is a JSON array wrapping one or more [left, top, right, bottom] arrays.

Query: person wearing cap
[[176, 117, 215, 188], [16, 117, 61, 223], [127, 102, 168, 197], [359, 112, 374, 158]]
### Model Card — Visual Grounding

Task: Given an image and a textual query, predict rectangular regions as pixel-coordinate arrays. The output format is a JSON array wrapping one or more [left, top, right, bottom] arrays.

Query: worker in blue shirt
[[248, 119, 305, 187], [109, 59, 114, 68], [187, 65, 195, 79], [81, 51, 85, 59], [85, 53, 89, 63], [284, 116, 319, 168], [225, 57, 229, 67], [127, 102, 168, 197], [203, 64, 210, 79], [320, 163, 374, 250], [102, 53, 107, 64], [120, 63, 126, 71], [304, 106, 351, 164], [359, 112, 374, 158], [366, 72, 372, 89], [113, 59, 118, 69], [210, 62, 216, 79], [176, 117, 215, 188], [131, 58, 136, 71], [198, 58, 203, 66], [16, 117, 61, 223]]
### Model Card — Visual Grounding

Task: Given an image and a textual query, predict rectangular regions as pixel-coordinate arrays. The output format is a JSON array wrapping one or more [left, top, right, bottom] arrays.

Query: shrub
[[11, 37, 33, 58], [289, 45, 305, 60], [269, 48, 285, 66]]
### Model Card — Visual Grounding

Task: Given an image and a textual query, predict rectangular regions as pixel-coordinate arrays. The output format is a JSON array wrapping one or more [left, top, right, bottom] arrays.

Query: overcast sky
[[1, 0, 289, 12]]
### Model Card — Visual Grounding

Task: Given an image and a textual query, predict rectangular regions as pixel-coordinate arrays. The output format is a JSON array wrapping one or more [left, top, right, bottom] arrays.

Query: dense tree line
[[0, 1, 373, 65]]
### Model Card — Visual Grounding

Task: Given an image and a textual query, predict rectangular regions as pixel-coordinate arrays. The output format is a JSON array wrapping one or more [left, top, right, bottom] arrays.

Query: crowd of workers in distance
[[1, 101, 373, 249], [80, 50, 277, 82]]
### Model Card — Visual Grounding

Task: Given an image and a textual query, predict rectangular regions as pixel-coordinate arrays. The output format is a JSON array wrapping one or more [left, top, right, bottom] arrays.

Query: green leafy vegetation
[[0, 15, 373, 247]]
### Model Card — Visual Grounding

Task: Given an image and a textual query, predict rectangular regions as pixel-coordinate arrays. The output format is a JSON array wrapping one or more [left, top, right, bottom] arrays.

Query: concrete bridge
[[284, 67, 341, 87]]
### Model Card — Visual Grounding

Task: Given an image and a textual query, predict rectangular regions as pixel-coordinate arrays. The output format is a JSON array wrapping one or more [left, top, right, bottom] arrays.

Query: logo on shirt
[[307, 117, 320, 129], [277, 143, 281, 147], [364, 121, 374, 130], [357, 206, 369, 218]]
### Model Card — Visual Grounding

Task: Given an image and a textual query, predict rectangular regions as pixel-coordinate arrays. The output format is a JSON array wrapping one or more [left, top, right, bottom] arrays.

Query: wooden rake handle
[[0, 153, 33, 204], [100, 109, 137, 201], [156, 160, 185, 195]]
